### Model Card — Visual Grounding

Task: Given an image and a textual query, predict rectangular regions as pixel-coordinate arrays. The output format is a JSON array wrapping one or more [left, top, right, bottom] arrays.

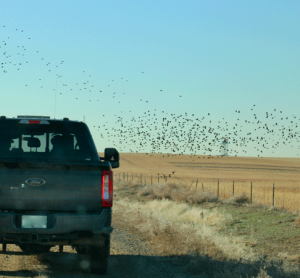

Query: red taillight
[[19, 119, 49, 124], [102, 170, 113, 207], [28, 120, 41, 124]]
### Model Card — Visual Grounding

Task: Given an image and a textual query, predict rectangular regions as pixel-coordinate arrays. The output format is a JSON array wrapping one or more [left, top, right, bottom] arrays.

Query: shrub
[[224, 192, 250, 204], [138, 182, 218, 204]]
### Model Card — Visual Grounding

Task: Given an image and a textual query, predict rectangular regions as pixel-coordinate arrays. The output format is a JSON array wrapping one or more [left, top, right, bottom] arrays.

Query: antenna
[[54, 75, 62, 119], [54, 78, 58, 118], [221, 137, 229, 156]]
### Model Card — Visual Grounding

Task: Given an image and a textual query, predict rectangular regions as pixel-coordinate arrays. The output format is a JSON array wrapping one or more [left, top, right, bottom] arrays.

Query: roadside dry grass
[[114, 180, 300, 277], [138, 181, 218, 204]]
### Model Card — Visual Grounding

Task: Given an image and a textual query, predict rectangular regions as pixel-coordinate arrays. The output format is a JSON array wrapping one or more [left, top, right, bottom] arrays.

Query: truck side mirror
[[104, 148, 119, 168]]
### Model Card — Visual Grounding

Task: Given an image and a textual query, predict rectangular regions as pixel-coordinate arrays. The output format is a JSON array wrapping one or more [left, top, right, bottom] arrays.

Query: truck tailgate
[[0, 162, 107, 212]]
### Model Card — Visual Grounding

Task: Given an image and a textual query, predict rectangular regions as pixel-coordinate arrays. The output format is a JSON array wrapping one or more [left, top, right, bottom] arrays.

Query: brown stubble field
[[111, 153, 300, 211]]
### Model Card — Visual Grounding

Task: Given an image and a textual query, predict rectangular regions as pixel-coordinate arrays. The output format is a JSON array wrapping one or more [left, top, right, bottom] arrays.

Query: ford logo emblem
[[25, 178, 46, 186]]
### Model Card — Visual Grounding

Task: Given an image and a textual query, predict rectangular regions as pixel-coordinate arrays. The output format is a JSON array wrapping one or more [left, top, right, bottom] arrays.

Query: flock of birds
[[1, 25, 299, 158], [1, 25, 155, 102], [102, 106, 300, 157]]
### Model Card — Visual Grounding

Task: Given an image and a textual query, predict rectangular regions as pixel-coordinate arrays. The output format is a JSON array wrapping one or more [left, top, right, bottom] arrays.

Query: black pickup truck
[[0, 115, 119, 275]]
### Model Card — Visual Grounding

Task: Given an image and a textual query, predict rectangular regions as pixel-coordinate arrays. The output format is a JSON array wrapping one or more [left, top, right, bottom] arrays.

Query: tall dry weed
[[116, 179, 144, 189], [138, 182, 218, 204], [256, 267, 272, 278], [223, 192, 250, 204]]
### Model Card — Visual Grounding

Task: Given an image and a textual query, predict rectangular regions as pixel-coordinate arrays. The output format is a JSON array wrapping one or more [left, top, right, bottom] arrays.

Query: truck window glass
[[0, 121, 94, 161]]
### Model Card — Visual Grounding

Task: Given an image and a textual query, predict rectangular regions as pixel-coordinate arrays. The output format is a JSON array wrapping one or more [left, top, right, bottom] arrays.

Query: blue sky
[[1, 1, 300, 157]]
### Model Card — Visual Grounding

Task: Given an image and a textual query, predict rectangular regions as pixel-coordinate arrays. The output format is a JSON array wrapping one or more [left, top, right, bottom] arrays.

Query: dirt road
[[0, 215, 183, 278]]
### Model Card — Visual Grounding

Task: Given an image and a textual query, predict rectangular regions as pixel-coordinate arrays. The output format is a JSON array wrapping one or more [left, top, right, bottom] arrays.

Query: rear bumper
[[0, 208, 112, 245]]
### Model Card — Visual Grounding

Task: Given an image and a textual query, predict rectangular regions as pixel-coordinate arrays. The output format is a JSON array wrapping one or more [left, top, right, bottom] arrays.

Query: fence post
[[250, 182, 252, 202], [202, 183, 204, 192], [141, 173, 142, 183], [127, 172, 128, 182], [272, 183, 275, 206], [158, 174, 159, 183], [233, 181, 234, 196], [123, 172, 125, 181], [195, 178, 198, 191], [151, 175, 152, 185], [217, 179, 219, 197], [293, 187, 295, 211]]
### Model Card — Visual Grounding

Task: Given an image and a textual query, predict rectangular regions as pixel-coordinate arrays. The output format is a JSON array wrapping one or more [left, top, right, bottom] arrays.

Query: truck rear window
[[0, 120, 94, 161]]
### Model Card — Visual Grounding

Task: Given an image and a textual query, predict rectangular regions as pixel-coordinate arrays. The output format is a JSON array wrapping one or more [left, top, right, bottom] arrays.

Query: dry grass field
[[111, 153, 300, 212], [114, 180, 300, 277]]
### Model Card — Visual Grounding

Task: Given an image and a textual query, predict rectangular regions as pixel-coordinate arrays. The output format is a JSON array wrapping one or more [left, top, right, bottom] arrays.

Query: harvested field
[[111, 153, 300, 211]]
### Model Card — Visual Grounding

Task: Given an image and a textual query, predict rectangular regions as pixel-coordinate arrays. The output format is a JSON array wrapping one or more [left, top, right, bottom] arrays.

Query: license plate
[[21, 216, 47, 228]]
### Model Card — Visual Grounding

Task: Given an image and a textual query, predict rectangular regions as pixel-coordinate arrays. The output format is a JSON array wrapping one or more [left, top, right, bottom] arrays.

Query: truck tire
[[89, 235, 110, 275]]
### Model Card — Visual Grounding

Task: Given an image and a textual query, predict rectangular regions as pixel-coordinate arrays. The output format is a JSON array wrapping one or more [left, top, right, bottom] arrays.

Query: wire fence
[[116, 172, 300, 212]]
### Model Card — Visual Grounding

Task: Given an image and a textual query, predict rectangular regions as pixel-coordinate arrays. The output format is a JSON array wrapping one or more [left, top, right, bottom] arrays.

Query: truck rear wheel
[[89, 235, 110, 275]]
